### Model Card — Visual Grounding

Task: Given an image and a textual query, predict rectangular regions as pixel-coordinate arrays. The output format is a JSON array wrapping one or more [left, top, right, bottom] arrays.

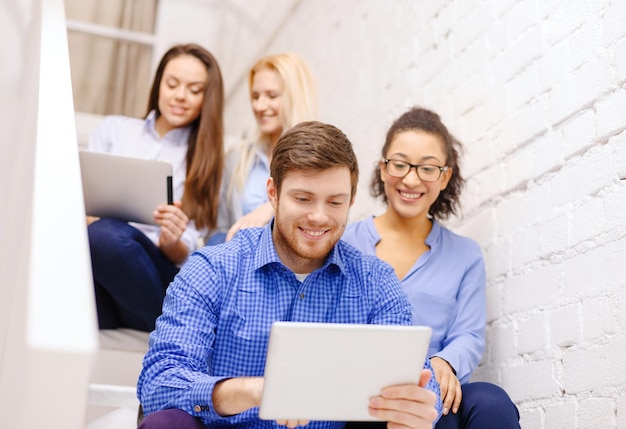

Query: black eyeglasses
[[383, 159, 448, 182]]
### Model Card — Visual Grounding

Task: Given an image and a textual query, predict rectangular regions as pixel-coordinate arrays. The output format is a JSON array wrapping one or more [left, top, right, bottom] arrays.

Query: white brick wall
[[223, 1, 626, 426]]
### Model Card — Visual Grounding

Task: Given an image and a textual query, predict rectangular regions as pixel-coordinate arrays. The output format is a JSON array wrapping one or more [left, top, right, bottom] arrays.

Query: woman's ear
[[379, 160, 387, 183], [440, 167, 452, 190]]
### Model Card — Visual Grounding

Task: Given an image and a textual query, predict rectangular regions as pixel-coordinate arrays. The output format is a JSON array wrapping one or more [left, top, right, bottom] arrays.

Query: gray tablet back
[[259, 322, 432, 422], [79, 151, 173, 225]]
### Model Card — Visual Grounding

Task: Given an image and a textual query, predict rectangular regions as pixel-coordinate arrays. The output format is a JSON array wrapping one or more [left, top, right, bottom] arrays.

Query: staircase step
[[88, 383, 138, 409]]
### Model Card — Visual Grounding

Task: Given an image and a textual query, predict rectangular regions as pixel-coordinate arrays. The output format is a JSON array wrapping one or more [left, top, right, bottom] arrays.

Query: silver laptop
[[259, 322, 432, 422], [79, 150, 173, 225]]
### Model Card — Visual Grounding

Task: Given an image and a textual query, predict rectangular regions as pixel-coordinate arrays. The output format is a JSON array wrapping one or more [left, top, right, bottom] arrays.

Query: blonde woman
[[211, 52, 318, 243]]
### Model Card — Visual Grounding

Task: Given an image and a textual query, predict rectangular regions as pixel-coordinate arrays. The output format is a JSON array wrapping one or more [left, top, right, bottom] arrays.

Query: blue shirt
[[342, 217, 486, 384], [88, 111, 206, 254], [137, 222, 442, 428]]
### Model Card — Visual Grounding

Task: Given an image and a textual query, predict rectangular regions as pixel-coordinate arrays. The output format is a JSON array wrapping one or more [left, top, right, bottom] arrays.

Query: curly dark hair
[[371, 107, 465, 220]]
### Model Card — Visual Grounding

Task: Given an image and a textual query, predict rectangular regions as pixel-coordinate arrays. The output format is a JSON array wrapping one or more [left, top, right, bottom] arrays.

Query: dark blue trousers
[[345, 381, 520, 429], [88, 218, 179, 332], [435, 382, 520, 429]]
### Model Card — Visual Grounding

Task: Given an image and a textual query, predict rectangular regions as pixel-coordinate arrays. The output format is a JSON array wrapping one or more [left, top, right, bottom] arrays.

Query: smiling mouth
[[300, 228, 326, 238], [170, 106, 187, 115], [399, 190, 423, 199]]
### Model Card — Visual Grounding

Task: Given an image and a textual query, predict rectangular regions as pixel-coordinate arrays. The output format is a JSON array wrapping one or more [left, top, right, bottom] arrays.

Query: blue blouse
[[342, 216, 486, 384]]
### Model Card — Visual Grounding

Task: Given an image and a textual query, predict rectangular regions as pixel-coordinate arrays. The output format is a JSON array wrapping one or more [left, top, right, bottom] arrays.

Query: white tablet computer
[[259, 322, 432, 422], [79, 151, 173, 225]]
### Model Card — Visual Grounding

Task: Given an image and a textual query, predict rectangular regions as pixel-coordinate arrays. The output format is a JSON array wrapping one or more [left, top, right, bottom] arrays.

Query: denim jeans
[[435, 382, 520, 429], [88, 218, 179, 332]]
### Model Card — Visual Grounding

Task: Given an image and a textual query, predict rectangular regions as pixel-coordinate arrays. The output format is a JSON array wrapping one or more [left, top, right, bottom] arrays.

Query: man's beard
[[273, 209, 340, 270]]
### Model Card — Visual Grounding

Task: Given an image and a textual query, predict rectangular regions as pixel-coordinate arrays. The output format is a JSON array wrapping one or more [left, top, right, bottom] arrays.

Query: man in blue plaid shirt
[[137, 121, 442, 429]]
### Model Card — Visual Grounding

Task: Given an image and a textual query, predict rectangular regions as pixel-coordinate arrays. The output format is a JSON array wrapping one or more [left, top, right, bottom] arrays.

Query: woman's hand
[[154, 201, 189, 245], [155, 201, 190, 264], [86, 216, 100, 226], [430, 356, 462, 416], [225, 202, 275, 241]]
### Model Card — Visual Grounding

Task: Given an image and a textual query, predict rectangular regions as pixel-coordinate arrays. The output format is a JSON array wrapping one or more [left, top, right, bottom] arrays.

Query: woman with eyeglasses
[[342, 107, 520, 429]]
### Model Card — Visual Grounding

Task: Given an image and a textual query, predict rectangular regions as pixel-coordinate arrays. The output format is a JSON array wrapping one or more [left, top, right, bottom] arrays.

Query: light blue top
[[241, 145, 270, 215], [216, 141, 270, 234], [342, 216, 486, 384], [88, 111, 206, 255], [137, 222, 442, 428]]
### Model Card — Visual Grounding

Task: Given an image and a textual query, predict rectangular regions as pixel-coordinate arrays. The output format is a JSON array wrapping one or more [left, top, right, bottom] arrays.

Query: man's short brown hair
[[270, 121, 359, 200]]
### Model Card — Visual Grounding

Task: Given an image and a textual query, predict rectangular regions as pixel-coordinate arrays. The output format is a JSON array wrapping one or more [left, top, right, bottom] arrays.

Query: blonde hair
[[228, 52, 318, 196]]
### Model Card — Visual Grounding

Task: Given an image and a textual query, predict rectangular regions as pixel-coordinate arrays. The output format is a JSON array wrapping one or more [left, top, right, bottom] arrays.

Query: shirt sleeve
[[179, 219, 207, 255], [423, 358, 443, 423], [364, 257, 413, 326], [431, 246, 486, 384], [137, 255, 230, 423]]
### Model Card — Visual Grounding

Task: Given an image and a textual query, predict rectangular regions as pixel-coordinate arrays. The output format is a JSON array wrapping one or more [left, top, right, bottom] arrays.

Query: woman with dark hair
[[342, 107, 520, 429], [87, 43, 224, 332]]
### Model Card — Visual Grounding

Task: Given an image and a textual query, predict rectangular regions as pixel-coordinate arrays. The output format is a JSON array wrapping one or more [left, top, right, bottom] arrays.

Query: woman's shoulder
[[94, 115, 145, 137], [102, 114, 145, 127], [343, 216, 375, 241], [225, 137, 255, 157], [433, 221, 483, 257], [341, 217, 379, 256], [89, 114, 149, 151], [223, 138, 254, 166]]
